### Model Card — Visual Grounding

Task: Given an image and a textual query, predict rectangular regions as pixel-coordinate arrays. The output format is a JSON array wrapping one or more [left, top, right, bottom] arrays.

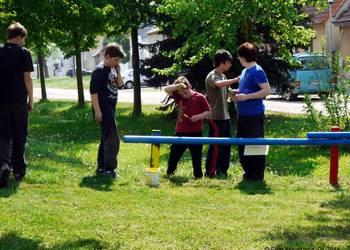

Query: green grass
[[0, 101, 349, 249], [33, 76, 91, 90]]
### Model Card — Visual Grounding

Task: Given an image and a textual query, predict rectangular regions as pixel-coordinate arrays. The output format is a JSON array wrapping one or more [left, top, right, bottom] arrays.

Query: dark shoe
[[95, 168, 105, 175], [0, 163, 11, 188], [216, 171, 228, 179], [105, 170, 117, 179], [14, 173, 25, 181], [205, 172, 215, 178]]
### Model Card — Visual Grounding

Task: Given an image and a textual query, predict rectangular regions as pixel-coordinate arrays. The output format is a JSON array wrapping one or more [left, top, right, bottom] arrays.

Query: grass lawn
[[33, 76, 91, 90], [0, 101, 349, 249]]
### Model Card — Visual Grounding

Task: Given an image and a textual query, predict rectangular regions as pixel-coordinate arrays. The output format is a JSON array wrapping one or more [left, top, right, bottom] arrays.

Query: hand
[[94, 111, 102, 123], [235, 93, 249, 102], [177, 83, 187, 90], [189, 115, 201, 123], [228, 88, 239, 95], [28, 99, 34, 112], [115, 64, 121, 74], [228, 93, 236, 102]]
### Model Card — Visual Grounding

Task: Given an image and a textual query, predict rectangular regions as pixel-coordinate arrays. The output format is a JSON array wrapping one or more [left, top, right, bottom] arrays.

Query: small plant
[[304, 53, 350, 131]]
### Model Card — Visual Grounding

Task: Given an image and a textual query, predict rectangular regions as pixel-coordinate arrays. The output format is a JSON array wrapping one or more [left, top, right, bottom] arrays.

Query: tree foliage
[[156, 0, 321, 75], [47, 0, 115, 106]]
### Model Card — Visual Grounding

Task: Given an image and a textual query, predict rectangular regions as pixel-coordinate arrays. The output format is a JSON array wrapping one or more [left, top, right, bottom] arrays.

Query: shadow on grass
[[29, 101, 344, 179], [265, 192, 350, 249], [79, 175, 115, 192], [0, 180, 20, 198], [167, 175, 190, 186], [0, 231, 107, 250], [234, 179, 272, 195]]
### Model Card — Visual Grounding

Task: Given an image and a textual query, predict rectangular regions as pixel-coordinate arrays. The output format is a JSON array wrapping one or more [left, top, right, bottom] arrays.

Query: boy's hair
[[105, 42, 126, 58], [214, 50, 233, 67], [237, 42, 256, 62], [173, 76, 190, 88], [6, 22, 27, 40]]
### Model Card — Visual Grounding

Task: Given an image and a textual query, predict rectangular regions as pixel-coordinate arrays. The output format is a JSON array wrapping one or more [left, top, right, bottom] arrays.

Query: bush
[[304, 54, 350, 131]]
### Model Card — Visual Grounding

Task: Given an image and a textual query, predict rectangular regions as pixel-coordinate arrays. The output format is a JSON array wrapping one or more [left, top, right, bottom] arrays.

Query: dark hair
[[105, 42, 126, 58], [237, 42, 256, 62], [6, 22, 27, 40], [173, 76, 190, 88], [214, 50, 233, 67]]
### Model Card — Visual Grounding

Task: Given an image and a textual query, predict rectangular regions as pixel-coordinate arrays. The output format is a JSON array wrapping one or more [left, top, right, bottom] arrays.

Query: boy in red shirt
[[164, 76, 211, 178]]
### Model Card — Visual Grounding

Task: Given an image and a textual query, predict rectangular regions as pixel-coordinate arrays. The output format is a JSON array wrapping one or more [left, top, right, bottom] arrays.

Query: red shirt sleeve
[[171, 91, 181, 104]]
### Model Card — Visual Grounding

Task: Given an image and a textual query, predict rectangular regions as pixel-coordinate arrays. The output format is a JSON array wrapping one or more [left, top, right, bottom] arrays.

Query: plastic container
[[145, 168, 160, 187]]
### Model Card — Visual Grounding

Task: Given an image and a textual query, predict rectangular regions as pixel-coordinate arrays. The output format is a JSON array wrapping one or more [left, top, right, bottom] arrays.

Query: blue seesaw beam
[[123, 136, 350, 146], [307, 132, 350, 139]]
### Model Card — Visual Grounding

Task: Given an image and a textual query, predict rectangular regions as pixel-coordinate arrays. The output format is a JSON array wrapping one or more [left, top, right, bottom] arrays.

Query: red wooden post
[[329, 126, 340, 186]]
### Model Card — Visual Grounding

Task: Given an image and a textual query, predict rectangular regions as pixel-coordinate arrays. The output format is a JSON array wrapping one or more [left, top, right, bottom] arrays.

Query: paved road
[[34, 87, 326, 114]]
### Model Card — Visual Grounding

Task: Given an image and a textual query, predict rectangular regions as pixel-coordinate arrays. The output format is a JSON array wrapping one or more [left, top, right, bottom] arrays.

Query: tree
[[0, 0, 52, 101], [109, 0, 160, 116], [48, 0, 114, 106], [156, 0, 321, 77]]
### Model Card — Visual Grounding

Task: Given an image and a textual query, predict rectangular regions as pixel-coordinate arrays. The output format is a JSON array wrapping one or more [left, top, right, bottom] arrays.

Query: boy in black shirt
[[0, 22, 34, 187], [90, 43, 126, 178]]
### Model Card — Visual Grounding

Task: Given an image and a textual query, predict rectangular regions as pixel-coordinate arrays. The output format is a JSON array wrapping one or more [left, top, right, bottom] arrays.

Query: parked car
[[121, 69, 149, 89], [66, 68, 93, 77], [284, 53, 331, 101]]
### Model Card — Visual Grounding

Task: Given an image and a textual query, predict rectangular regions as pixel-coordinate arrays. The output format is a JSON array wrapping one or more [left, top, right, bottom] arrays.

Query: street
[[33, 87, 326, 114]]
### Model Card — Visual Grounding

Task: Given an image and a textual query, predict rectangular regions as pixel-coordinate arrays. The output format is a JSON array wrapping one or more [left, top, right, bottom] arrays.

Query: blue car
[[284, 53, 331, 101]]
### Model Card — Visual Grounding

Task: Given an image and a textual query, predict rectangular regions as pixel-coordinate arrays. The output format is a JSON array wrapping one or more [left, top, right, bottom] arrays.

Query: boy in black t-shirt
[[0, 22, 34, 187], [89, 43, 126, 178]]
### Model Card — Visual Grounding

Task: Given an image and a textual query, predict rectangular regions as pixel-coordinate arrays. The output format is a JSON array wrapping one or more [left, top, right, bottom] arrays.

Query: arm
[[215, 76, 240, 88], [115, 64, 123, 88], [190, 110, 212, 123], [164, 83, 186, 95], [24, 72, 33, 111], [234, 83, 271, 102], [91, 94, 102, 122]]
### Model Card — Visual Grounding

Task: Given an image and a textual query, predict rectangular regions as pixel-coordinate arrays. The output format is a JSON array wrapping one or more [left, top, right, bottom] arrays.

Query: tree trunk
[[244, 21, 253, 42], [44, 58, 50, 78], [131, 27, 142, 116], [75, 48, 85, 106], [38, 55, 47, 101]]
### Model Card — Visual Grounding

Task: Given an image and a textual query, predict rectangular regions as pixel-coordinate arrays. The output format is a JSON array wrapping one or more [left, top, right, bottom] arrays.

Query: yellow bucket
[[145, 168, 160, 187]]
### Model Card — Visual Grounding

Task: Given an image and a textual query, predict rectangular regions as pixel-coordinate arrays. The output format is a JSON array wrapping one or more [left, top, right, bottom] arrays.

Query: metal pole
[[329, 1, 333, 74], [150, 130, 161, 169], [329, 126, 340, 186], [124, 135, 350, 146]]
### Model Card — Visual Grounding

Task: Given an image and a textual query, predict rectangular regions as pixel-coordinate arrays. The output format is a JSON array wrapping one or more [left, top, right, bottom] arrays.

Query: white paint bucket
[[145, 168, 160, 187]]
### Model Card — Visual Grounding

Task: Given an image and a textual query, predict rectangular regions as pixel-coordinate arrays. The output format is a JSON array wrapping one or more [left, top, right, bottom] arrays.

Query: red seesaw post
[[329, 126, 340, 187]]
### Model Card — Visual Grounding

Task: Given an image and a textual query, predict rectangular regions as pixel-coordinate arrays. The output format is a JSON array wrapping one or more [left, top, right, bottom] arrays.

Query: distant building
[[306, 0, 350, 61]]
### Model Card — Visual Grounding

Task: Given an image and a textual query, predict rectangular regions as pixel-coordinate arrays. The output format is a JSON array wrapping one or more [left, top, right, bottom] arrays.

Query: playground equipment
[[124, 127, 349, 187]]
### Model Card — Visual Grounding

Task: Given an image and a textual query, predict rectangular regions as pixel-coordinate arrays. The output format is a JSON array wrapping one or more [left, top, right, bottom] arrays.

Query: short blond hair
[[173, 76, 190, 88]]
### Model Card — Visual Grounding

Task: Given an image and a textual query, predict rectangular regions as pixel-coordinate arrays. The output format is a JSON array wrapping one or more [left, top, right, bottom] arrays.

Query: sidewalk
[[33, 87, 326, 114]]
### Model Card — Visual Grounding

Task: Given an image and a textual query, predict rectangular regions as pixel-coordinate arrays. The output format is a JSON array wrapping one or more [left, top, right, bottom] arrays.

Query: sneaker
[[14, 173, 25, 181], [95, 168, 105, 175], [0, 163, 11, 188], [105, 170, 117, 179]]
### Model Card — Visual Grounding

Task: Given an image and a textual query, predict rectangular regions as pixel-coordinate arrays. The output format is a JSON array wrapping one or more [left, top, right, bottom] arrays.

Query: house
[[307, 0, 350, 62], [333, 0, 350, 60]]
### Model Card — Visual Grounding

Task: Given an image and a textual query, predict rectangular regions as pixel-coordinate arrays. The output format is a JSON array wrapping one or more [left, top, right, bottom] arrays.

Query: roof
[[305, 0, 346, 24], [333, 0, 350, 26]]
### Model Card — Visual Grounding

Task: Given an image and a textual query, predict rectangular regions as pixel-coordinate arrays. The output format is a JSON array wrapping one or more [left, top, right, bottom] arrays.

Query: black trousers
[[237, 115, 265, 181], [0, 103, 28, 175], [97, 112, 120, 171], [167, 132, 203, 178], [205, 119, 232, 176]]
